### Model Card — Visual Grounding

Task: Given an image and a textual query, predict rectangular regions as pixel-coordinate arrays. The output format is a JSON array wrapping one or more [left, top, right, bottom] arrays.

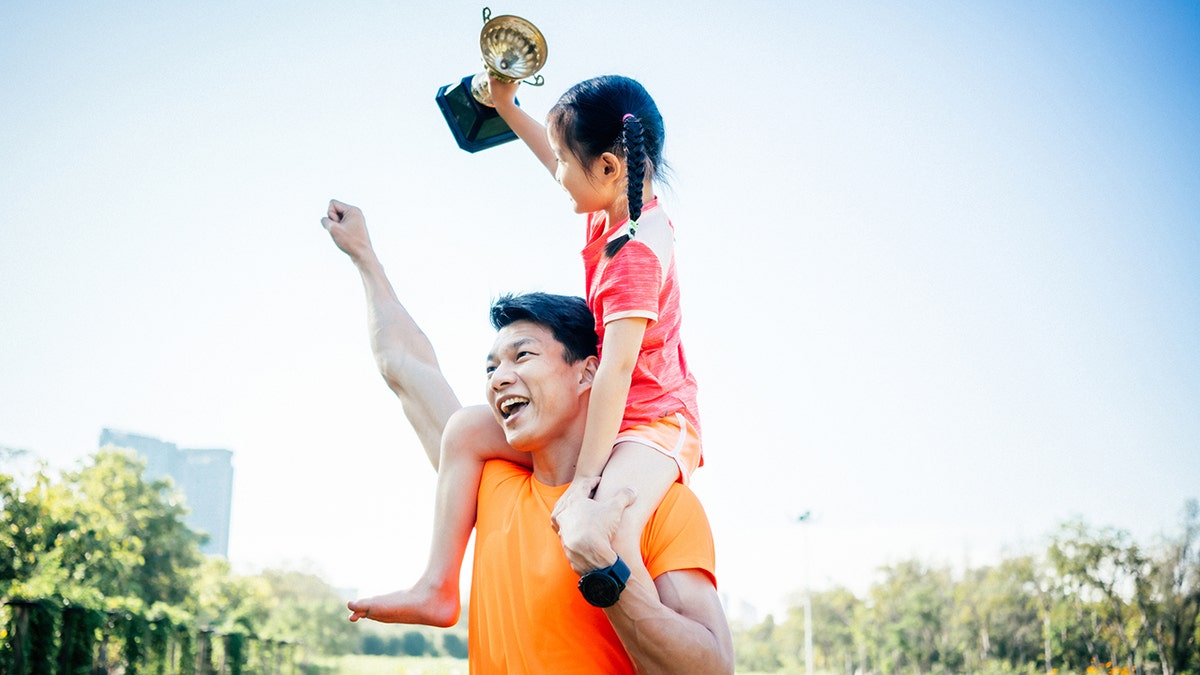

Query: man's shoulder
[[643, 482, 716, 583], [654, 482, 709, 526], [480, 458, 532, 490]]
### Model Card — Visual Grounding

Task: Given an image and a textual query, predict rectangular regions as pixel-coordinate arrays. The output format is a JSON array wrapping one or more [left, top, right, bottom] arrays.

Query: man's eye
[[485, 365, 497, 375], [516, 351, 533, 359]]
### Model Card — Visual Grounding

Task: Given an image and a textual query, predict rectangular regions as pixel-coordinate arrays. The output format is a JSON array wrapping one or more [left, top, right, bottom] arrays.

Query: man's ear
[[577, 356, 599, 389]]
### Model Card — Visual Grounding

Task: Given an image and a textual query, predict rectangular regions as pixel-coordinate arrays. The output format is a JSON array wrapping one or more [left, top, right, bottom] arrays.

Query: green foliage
[[224, 631, 246, 675], [177, 627, 196, 675], [401, 630, 429, 656], [1, 450, 204, 612], [121, 612, 149, 675], [735, 613, 784, 671], [734, 501, 1200, 675], [25, 601, 57, 675], [1144, 499, 1200, 675], [64, 450, 206, 608], [256, 568, 358, 655], [361, 633, 387, 655], [146, 619, 170, 675], [441, 632, 468, 659], [56, 605, 102, 675], [0, 447, 375, 673]]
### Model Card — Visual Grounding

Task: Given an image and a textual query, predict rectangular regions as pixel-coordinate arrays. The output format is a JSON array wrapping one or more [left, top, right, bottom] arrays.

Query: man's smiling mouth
[[498, 396, 530, 419]]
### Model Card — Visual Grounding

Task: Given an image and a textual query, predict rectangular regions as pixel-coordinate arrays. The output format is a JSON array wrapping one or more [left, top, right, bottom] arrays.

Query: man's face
[[485, 320, 589, 451]]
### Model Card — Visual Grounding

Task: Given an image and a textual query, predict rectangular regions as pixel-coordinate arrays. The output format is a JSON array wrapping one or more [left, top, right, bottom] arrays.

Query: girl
[[347, 74, 701, 626]]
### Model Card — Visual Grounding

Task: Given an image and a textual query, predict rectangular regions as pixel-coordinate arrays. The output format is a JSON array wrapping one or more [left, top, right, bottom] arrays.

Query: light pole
[[794, 511, 814, 675]]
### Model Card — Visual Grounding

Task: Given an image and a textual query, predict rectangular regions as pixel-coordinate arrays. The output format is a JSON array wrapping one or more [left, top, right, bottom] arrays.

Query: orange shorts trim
[[614, 413, 703, 485]]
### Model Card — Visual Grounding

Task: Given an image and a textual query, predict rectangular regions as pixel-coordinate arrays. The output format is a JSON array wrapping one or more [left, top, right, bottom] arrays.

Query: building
[[98, 428, 233, 557]]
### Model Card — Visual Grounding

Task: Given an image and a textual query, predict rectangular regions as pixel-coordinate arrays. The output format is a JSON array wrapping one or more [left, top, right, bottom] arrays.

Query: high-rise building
[[98, 428, 233, 557]]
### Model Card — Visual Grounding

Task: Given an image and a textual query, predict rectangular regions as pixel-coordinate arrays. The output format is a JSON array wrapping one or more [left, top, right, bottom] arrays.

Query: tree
[[2, 451, 205, 672], [0, 466, 82, 602], [864, 560, 955, 674], [1047, 518, 1150, 672], [781, 586, 860, 674], [950, 556, 1041, 673], [442, 632, 468, 659], [401, 630, 428, 657], [1144, 499, 1200, 675], [360, 634, 386, 655], [734, 614, 784, 672], [256, 568, 357, 656], [57, 450, 205, 609]]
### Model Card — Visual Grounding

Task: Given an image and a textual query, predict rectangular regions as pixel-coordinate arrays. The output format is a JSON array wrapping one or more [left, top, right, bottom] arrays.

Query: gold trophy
[[435, 8, 548, 152]]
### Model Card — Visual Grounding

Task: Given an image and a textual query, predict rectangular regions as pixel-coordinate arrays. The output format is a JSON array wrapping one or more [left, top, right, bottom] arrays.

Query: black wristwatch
[[577, 555, 631, 608]]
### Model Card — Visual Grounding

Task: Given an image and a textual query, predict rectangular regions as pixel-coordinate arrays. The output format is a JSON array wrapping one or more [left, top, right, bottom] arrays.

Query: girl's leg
[[347, 404, 531, 625], [589, 441, 680, 590]]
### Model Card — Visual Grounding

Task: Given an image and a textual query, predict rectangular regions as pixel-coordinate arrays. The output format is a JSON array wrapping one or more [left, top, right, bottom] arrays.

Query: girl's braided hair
[[547, 75, 665, 258]]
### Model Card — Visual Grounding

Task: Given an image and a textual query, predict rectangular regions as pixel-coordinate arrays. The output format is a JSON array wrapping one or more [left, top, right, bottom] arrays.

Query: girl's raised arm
[[488, 75, 557, 176]]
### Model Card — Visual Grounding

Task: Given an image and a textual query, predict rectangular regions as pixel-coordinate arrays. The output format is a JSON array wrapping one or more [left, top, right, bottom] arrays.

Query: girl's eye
[[485, 365, 497, 375]]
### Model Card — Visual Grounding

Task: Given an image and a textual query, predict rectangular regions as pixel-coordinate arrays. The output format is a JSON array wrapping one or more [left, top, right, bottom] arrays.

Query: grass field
[[310, 654, 470, 674], [312, 654, 796, 674]]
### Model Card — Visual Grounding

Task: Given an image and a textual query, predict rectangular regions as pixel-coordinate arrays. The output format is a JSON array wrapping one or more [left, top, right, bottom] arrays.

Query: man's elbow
[[375, 349, 409, 392], [698, 624, 735, 675], [713, 642, 735, 674]]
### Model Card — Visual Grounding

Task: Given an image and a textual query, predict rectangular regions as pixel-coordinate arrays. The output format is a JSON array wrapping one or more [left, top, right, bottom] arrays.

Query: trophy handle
[[522, 75, 544, 87]]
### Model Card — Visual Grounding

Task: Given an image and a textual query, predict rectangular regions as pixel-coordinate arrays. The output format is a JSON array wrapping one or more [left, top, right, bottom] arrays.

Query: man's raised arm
[[321, 199, 461, 469]]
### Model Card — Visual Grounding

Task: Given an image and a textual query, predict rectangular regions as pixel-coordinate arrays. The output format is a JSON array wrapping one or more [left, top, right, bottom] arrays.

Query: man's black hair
[[490, 293, 599, 363]]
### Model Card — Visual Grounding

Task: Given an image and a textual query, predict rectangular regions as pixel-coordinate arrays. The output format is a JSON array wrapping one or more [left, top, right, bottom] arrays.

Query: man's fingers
[[611, 486, 637, 511], [327, 199, 347, 220]]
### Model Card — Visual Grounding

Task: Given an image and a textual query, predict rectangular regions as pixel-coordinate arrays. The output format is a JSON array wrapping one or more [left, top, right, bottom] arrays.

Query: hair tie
[[622, 113, 635, 122]]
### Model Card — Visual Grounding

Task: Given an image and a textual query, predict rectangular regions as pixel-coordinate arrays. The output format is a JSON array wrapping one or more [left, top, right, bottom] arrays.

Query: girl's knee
[[444, 405, 498, 445], [442, 405, 524, 465]]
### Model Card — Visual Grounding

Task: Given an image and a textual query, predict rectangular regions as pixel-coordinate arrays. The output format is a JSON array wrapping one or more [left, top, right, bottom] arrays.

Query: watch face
[[580, 572, 621, 608]]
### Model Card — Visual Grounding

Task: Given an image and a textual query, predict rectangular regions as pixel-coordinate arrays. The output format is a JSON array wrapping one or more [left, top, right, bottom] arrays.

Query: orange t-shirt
[[467, 459, 717, 674]]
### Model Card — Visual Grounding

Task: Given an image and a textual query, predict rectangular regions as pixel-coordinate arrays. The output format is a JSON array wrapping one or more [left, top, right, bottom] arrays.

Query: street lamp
[[794, 511, 814, 675]]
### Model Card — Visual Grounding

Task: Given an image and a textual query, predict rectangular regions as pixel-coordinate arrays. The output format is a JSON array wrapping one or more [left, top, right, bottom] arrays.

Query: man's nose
[[490, 361, 516, 388]]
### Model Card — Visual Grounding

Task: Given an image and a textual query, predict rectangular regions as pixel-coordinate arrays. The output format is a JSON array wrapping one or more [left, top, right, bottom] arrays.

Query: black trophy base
[[435, 75, 518, 153]]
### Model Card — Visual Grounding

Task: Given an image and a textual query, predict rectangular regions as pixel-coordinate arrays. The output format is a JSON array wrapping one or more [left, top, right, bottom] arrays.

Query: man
[[322, 200, 733, 674]]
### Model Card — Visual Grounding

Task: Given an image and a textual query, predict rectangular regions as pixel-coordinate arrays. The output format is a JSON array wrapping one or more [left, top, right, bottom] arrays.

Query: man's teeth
[[500, 397, 530, 416]]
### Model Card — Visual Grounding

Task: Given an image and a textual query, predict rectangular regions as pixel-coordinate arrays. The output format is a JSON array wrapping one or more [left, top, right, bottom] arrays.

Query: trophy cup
[[435, 8, 548, 153]]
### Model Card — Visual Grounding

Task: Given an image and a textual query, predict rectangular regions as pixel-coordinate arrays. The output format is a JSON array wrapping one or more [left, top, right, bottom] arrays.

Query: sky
[[1, 1, 1198, 620]]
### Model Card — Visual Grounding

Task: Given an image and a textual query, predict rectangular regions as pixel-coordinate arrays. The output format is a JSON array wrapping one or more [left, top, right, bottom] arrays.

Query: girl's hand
[[552, 475, 601, 524], [487, 73, 520, 110]]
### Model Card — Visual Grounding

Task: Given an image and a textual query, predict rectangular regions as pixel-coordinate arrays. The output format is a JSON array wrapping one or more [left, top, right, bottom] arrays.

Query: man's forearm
[[604, 571, 734, 675], [353, 253, 460, 470]]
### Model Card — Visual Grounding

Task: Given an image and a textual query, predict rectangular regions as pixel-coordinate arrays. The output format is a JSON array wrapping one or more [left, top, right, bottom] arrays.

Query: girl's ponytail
[[548, 75, 666, 257], [605, 113, 646, 258]]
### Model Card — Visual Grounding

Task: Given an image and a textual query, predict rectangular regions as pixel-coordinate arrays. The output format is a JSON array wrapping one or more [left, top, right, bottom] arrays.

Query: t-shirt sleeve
[[641, 485, 718, 587], [595, 242, 662, 324]]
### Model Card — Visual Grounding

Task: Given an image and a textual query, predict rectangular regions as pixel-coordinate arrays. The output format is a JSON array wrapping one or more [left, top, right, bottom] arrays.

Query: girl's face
[[547, 125, 619, 215]]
